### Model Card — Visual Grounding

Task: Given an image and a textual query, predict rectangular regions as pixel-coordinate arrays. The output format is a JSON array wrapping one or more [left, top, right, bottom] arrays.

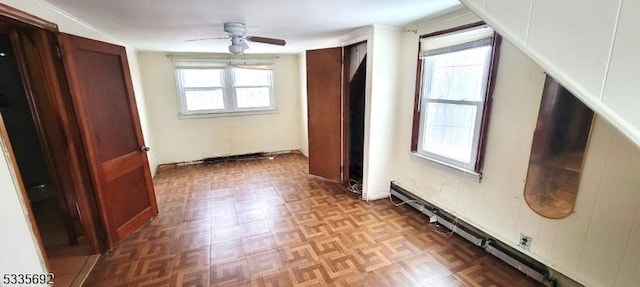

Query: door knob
[[140, 146, 150, 152]]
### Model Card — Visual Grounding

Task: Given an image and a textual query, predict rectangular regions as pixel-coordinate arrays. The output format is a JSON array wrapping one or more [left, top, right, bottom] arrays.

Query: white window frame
[[414, 24, 498, 175], [229, 66, 275, 112], [175, 67, 227, 114], [172, 58, 276, 117]]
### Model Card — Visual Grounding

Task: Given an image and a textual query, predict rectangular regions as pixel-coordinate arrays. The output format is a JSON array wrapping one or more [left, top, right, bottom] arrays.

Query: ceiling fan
[[187, 22, 286, 55]]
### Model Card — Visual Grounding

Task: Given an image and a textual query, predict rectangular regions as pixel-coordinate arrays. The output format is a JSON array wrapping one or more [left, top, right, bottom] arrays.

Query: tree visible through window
[[412, 23, 500, 174]]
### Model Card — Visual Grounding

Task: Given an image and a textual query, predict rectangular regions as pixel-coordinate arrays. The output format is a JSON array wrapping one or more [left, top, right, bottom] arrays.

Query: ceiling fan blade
[[247, 36, 286, 46], [185, 36, 227, 42]]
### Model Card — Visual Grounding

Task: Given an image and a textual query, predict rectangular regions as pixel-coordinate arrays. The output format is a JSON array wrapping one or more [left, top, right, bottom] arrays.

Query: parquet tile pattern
[[85, 154, 541, 286]]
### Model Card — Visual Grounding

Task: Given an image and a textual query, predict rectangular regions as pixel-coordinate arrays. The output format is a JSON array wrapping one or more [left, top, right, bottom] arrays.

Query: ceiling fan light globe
[[229, 35, 249, 54], [229, 45, 246, 55], [240, 39, 249, 49]]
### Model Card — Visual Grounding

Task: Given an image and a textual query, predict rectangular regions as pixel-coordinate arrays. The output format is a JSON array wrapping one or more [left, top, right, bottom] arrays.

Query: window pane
[[422, 103, 477, 163], [185, 90, 224, 111], [426, 45, 490, 101], [180, 69, 223, 87], [236, 88, 271, 108], [233, 68, 271, 86]]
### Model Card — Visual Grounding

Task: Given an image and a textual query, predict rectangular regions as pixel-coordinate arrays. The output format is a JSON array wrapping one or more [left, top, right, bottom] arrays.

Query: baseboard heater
[[390, 181, 556, 287]]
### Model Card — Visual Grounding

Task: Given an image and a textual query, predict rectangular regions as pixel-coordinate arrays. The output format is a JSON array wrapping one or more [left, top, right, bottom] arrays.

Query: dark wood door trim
[[9, 26, 106, 253], [0, 3, 58, 32], [11, 26, 79, 246]]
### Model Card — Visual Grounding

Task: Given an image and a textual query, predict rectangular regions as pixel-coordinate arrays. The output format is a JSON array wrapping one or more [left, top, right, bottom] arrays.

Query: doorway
[[345, 42, 367, 184], [0, 29, 98, 286], [0, 5, 158, 285], [306, 41, 368, 192]]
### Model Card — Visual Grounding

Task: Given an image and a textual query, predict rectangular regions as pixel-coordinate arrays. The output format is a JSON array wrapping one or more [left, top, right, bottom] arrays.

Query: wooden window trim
[[410, 56, 423, 152], [475, 34, 501, 173], [410, 22, 502, 175], [419, 21, 485, 39]]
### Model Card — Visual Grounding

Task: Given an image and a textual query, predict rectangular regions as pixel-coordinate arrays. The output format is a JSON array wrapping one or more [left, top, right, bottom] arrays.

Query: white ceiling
[[43, 0, 461, 54]]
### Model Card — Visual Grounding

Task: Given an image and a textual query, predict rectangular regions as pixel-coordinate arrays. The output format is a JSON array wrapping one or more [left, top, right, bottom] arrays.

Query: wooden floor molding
[[70, 254, 100, 286], [85, 154, 540, 286]]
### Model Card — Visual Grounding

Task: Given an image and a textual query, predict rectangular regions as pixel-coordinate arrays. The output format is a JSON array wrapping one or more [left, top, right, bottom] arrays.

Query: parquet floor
[[85, 154, 541, 286]]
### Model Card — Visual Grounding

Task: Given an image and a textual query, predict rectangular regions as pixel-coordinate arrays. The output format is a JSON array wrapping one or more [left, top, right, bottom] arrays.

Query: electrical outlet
[[519, 233, 532, 250]]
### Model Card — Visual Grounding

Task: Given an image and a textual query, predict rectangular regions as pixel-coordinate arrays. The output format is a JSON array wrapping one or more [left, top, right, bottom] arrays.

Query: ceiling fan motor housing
[[224, 22, 247, 37]]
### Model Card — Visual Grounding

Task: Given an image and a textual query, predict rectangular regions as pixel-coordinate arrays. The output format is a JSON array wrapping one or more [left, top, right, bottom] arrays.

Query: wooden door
[[306, 47, 343, 181], [58, 33, 157, 248]]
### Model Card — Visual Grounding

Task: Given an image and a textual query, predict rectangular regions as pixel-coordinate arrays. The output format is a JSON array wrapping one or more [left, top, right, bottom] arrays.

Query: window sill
[[409, 152, 482, 183], [179, 109, 278, 119]]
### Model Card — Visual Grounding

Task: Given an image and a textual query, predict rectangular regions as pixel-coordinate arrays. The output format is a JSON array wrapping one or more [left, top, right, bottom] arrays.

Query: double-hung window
[[232, 67, 273, 109], [412, 24, 500, 175], [173, 58, 275, 117], [177, 68, 226, 112]]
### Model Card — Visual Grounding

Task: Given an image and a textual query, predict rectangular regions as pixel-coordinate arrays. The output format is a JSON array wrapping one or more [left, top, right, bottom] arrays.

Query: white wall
[[0, 0, 158, 275], [460, 0, 640, 150], [0, 137, 46, 278], [362, 25, 403, 200], [393, 9, 640, 287], [138, 53, 301, 164], [126, 49, 159, 174]]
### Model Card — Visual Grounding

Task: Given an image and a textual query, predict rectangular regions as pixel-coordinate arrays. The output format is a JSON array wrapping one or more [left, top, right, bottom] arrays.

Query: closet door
[[58, 33, 157, 248], [306, 47, 343, 181]]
